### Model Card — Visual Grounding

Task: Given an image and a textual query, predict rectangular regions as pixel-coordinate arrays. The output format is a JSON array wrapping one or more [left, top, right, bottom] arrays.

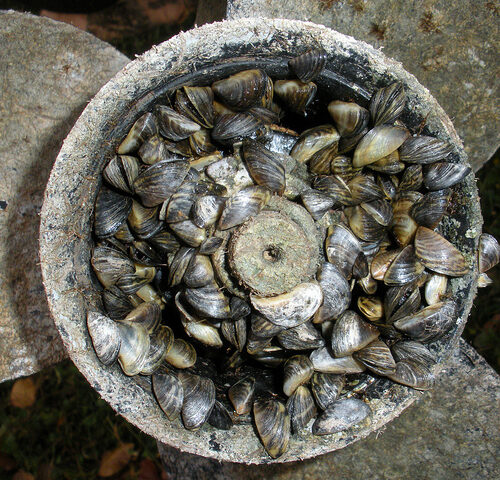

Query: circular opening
[[262, 246, 283, 263]]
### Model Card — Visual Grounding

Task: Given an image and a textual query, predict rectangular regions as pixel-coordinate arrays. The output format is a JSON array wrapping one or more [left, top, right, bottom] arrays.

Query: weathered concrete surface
[[198, 0, 499, 171], [0, 11, 129, 382], [158, 339, 500, 479]]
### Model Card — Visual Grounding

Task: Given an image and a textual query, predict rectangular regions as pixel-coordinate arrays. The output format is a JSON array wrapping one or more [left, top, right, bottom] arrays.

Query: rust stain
[[369, 23, 386, 41], [419, 11, 442, 33]]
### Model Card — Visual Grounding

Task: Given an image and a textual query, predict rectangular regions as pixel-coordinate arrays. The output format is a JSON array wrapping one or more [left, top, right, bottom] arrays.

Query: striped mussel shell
[[286, 386, 317, 432], [152, 368, 184, 420], [87, 312, 121, 366], [175, 86, 215, 128], [384, 283, 422, 324], [165, 181, 198, 224], [388, 359, 435, 391], [221, 317, 247, 352], [357, 296, 384, 323], [277, 322, 325, 350], [478, 233, 500, 273], [368, 150, 405, 175], [353, 339, 396, 376], [138, 134, 173, 165], [184, 282, 231, 320], [212, 69, 271, 111], [312, 398, 371, 435], [211, 112, 263, 145], [116, 321, 150, 376], [117, 112, 157, 154], [94, 187, 132, 238], [314, 262, 351, 323], [328, 100, 369, 138], [91, 244, 135, 287], [311, 372, 345, 410], [399, 135, 453, 164], [290, 124, 340, 163], [103, 155, 140, 194], [310, 347, 366, 374], [283, 355, 314, 396], [242, 139, 286, 194], [398, 164, 423, 191], [391, 340, 436, 367], [423, 162, 471, 191], [165, 338, 197, 369], [369, 82, 406, 126], [325, 224, 363, 279], [253, 398, 290, 459], [425, 273, 448, 305], [228, 376, 255, 415], [288, 48, 327, 83], [273, 79, 317, 115], [155, 105, 201, 141], [140, 325, 174, 375], [348, 174, 384, 204], [179, 372, 216, 430], [410, 189, 450, 229]]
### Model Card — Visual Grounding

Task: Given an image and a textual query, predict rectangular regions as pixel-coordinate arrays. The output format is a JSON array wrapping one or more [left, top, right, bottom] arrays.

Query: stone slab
[[158, 338, 499, 479], [0, 10, 129, 382], [197, 0, 499, 171]]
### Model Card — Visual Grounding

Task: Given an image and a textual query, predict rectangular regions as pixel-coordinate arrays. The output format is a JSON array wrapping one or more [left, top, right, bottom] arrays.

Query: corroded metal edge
[[39, 18, 482, 463]]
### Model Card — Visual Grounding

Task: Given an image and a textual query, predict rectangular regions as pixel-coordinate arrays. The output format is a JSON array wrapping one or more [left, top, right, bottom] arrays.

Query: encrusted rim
[[39, 17, 482, 464]]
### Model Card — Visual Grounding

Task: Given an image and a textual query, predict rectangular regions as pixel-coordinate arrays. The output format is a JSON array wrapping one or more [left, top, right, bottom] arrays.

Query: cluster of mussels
[[87, 49, 500, 458]]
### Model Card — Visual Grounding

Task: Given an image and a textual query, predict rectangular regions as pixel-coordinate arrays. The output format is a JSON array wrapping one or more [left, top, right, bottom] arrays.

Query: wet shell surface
[[87, 58, 489, 459]]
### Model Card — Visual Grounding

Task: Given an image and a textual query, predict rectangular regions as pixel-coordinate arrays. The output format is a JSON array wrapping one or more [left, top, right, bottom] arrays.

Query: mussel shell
[[94, 187, 132, 238], [327, 100, 369, 138], [353, 339, 396, 375], [310, 372, 345, 410], [87, 311, 121, 366], [165, 338, 197, 369], [309, 347, 366, 374], [211, 113, 263, 145], [123, 301, 161, 332], [148, 229, 180, 255], [410, 189, 450, 229], [183, 254, 214, 288], [325, 224, 363, 280], [277, 322, 325, 350], [388, 359, 435, 390], [184, 283, 231, 319], [391, 191, 423, 246], [313, 175, 351, 206], [370, 249, 400, 281], [156, 105, 201, 141], [357, 296, 384, 322], [331, 155, 359, 179], [199, 236, 224, 254], [288, 48, 327, 83], [250, 313, 285, 339], [212, 69, 270, 110], [290, 124, 340, 164], [192, 195, 226, 229], [168, 247, 195, 287], [273, 79, 317, 115], [286, 386, 317, 432], [170, 219, 206, 247], [383, 245, 425, 286], [242, 139, 286, 194], [312, 398, 371, 435], [301, 190, 335, 220], [247, 106, 281, 124], [230, 297, 252, 319], [368, 150, 405, 175], [414, 227, 469, 276], [478, 272, 493, 287], [393, 301, 456, 342], [308, 143, 339, 175], [314, 262, 351, 323], [283, 355, 314, 396], [115, 269, 154, 296], [103, 155, 140, 194], [117, 322, 150, 376], [331, 310, 380, 357], [250, 282, 323, 328], [391, 340, 436, 366], [128, 201, 163, 240], [399, 135, 453, 164], [360, 199, 393, 227], [133, 159, 190, 207], [478, 233, 500, 273], [221, 318, 247, 352], [353, 125, 409, 168], [345, 205, 386, 243], [140, 326, 174, 375], [152, 369, 184, 420], [369, 82, 406, 126], [118, 112, 157, 154], [425, 273, 448, 305], [253, 398, 290, 459], [179, 372, 216, 430], [228, 376, 255, 415], [138, 134, 173, 165], [384, 284, 422, 324], [208, 400, 234, 430], [348, 174, 384, 204], [91, 245, 135, 286], [398, 164, 423, 191], [218, 185, 271, 230], [102, 286, 134, 320], [338, 127, 368, 155], [165, 181, 197, 224], [423, 162, 471, 191], [175, 86, 214, 128]]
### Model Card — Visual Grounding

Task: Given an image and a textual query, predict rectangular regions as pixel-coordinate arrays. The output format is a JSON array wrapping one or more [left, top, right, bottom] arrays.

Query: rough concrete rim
[[39, 18, 482, 464]]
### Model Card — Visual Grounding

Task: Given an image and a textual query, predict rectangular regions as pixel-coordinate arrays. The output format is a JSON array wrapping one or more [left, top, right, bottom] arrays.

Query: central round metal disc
[[228, 210, 317, 296]]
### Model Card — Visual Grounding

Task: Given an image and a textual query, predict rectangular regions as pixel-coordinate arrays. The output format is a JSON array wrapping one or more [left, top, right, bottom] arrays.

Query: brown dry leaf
[[138, 458, 161, 480], [98, 443, 134, 477], [12, 470, 35, 480], [10, 377, 37, 408]]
